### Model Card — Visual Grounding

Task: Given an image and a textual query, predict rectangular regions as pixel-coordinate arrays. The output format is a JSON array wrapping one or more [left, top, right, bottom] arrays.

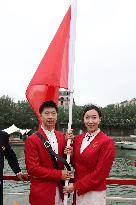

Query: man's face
[[40, 107, 57, 129]]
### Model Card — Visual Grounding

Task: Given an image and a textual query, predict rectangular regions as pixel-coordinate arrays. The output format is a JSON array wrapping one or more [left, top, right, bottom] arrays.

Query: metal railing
[[3, 176, 136, 203]]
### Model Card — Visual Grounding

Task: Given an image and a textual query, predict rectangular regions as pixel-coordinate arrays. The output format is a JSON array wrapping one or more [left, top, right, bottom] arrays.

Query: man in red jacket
[[25, 101, 71, 205]]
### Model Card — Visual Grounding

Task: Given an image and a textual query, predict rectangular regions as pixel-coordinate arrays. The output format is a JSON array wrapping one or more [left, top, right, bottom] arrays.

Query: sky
[[0, 0, 136, 107]]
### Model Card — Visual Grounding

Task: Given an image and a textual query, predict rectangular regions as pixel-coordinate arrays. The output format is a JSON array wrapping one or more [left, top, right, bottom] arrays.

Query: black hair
[[82, 105, 102, 118], [39, 101, 58, 114]]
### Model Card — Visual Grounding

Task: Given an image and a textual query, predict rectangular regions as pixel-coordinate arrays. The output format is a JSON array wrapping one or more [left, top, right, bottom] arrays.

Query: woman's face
[[84, 109, 101, 133]]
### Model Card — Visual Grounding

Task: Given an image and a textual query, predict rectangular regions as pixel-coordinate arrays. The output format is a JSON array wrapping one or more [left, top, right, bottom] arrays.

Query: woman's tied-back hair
[[82, 105, 102, 118], [39, 100, 58, 114]]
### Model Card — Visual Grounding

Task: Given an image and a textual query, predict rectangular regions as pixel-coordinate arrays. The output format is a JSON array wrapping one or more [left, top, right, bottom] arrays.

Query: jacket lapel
[[81, 131, 101, 155], [54, 130, 63, 156], [38, 127, 49, 141], [77, 133, 86, 155]]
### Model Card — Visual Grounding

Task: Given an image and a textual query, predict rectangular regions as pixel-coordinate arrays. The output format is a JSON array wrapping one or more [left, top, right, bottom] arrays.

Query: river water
[[3, 146, 136, 205]]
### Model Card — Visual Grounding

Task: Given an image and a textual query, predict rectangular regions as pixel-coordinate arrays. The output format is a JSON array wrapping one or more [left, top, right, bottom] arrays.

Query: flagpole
[[64, 0, 77, 204]]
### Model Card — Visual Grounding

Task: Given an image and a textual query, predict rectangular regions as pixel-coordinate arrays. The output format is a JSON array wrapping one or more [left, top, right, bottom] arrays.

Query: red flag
[[26, 7, 71, 119]]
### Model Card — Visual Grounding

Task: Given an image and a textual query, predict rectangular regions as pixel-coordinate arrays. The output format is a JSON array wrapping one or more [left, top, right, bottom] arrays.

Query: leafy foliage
[[101, 104, 136, 129], [0, 96, 38, 130], [0, 95, 136, 131]]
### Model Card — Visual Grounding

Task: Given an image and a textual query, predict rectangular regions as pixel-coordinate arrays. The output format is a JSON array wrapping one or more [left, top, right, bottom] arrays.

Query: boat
[[130, 135, 136, 138], [116, 141, 136, 150]]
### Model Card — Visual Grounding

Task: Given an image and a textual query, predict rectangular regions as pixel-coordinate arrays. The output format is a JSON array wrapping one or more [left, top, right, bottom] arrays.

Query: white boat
[[116, 141, 136, 150], [130, 135, 136, 138]]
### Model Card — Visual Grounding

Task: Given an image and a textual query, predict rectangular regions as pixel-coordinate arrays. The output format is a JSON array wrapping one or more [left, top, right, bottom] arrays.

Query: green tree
[[0, 95, 16, 129], [14, 100, 38, 129]]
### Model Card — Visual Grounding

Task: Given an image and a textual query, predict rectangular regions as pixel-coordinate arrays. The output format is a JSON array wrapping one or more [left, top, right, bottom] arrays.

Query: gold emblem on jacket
[[92, 142, 98, 148]]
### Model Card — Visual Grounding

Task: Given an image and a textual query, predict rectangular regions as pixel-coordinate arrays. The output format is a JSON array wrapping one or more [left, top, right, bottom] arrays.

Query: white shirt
[[41, 125, 63, 205], [80, 129, 100, 153], [41, 126, 58, 154]]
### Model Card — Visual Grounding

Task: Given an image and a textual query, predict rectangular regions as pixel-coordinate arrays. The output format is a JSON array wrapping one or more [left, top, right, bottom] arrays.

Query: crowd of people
[[1, 100, 115, 205]]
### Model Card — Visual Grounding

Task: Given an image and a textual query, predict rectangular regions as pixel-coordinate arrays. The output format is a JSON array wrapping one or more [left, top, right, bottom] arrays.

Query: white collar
[[41, 125, 54, 134], [86, 128, 100, 138]]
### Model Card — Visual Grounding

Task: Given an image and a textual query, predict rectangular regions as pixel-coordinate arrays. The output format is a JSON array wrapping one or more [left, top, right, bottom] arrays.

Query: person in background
[[0, 130, 27, 205], [25, 100, 71, 205], [63, 105, 115, 205]]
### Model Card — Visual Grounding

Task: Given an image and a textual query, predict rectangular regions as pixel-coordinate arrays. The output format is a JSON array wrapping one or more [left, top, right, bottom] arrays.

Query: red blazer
[[73, 131, 115, 196], [25, 127, 66, 205]]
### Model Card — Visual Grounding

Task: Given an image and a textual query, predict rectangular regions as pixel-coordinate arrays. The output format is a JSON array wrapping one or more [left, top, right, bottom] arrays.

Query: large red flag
[[26, 7, 71, 119]]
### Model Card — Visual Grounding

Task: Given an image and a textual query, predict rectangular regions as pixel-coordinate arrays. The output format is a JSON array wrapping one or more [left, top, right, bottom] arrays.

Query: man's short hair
[[39, 101, 58, 114]]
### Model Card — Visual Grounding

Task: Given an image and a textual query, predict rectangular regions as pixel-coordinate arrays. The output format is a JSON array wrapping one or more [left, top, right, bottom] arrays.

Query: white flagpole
[[64, 0, 77, 204]]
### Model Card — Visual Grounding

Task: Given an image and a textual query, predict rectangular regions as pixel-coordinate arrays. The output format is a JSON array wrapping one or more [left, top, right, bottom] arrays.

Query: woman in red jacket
[[64, 105, 115, 205]]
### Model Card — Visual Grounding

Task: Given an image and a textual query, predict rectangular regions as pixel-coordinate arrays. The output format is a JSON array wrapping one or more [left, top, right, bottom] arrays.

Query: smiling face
[[83, 109, 101, 133], [40, 107, 57, 131]]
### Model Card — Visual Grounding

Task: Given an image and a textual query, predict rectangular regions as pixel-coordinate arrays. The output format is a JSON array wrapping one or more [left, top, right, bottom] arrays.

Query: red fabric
[[25, 127, 66, 205], [73, 131, 115, 196], [26, 7, 71, 119]]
